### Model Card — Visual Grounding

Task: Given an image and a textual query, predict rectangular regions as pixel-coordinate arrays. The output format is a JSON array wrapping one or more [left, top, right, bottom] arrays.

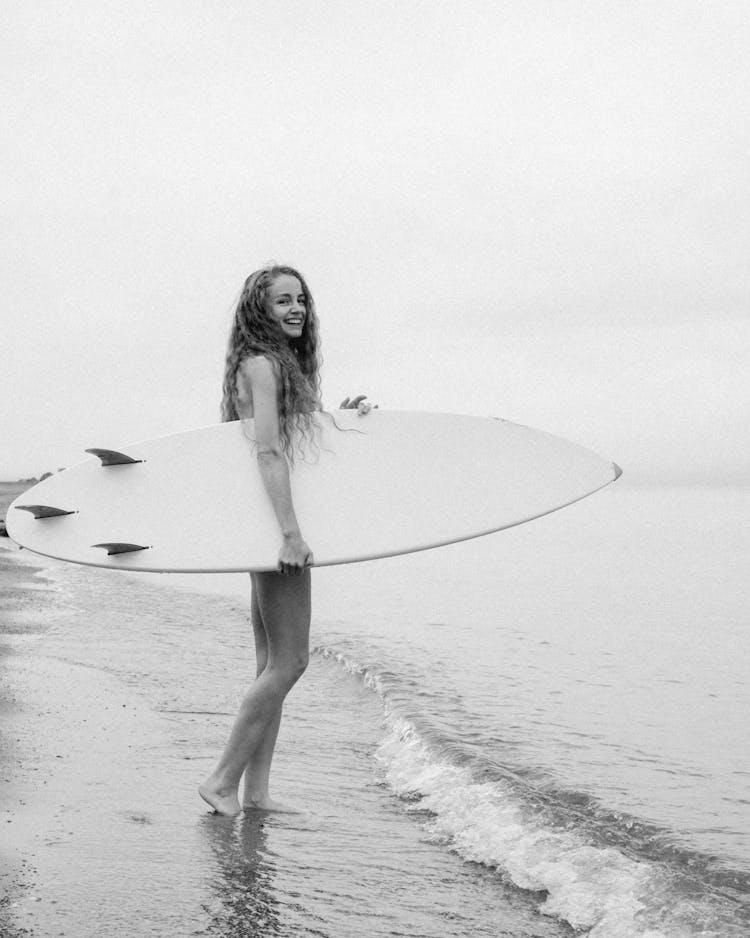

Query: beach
[[3, 2, 749, 932], [0, 541, 567, 938], [1, 480, 749, 937]]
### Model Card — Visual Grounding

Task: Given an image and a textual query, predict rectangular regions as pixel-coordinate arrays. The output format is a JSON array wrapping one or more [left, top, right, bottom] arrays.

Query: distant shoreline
[[0, 481, 33, 535]]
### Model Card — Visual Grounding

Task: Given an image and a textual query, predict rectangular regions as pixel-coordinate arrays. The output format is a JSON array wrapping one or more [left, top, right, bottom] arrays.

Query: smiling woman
[[265, 274, 308, 339], [220, 265, 323, 457], [200, 264, 369, 816]]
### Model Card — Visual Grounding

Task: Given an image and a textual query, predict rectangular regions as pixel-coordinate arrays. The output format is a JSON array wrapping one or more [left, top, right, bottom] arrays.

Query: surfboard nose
[[613, 462, 623, 480]]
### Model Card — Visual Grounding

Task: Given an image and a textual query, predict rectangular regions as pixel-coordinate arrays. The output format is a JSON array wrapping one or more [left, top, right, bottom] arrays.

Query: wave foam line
[[315, 643, 749, 938]]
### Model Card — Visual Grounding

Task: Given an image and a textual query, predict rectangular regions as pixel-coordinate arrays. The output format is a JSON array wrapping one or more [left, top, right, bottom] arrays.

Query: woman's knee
[[289, 648, 309, 681], [276, 649, 309, 686], [255, 651, 269, 678]]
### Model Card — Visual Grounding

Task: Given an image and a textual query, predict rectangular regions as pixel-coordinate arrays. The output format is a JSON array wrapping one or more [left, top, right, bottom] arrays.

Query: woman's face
[[263, 274, 307, 341]]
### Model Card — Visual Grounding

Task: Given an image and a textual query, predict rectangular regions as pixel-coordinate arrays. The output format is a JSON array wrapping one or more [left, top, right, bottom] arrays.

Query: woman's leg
[[242, 575, 284, 809], [199, 569, 311, 816]]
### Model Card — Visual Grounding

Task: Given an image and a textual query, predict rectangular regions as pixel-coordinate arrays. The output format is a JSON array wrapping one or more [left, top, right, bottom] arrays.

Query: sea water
[[2, 480, 748, 936]]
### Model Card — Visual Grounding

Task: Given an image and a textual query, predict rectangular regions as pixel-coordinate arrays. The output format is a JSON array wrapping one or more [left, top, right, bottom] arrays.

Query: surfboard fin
[[15, 505, 76, 519], [91, 542, 150, 556], [85, 448, 143, 466]]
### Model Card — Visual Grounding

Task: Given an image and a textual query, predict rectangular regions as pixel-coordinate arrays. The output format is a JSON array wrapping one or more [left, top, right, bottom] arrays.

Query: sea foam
[[316, 642, 749, 938]]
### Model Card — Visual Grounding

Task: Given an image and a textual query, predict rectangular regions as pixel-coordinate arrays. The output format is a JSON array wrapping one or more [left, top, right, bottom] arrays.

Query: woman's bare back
[[234, 368, 255, 419], [234, 355, 319, 422]]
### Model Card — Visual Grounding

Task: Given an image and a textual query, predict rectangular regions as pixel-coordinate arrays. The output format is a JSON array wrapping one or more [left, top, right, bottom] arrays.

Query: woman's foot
[[199, 778, 242, 817]]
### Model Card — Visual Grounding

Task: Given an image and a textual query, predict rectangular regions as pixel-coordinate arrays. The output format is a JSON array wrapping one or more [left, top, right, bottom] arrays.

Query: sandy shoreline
[[2, 543, 557, 938], [0, 546, 201, 935], [0, 546, 47, 937], [0, 547, 244, 938]]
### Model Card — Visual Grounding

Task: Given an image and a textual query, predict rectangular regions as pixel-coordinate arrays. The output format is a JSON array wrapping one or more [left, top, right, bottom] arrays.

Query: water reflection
[[199, 812, 283, 936]]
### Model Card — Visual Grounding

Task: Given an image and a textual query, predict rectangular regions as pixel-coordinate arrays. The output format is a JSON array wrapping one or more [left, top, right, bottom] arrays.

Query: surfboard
[[6, 411, 621, 572]]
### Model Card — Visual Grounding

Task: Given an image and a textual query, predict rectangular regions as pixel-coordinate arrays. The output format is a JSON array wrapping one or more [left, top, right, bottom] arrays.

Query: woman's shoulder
[[237, 353, 281, 382]]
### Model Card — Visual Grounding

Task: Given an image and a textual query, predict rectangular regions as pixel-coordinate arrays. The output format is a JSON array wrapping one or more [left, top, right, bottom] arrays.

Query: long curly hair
[[221, 265, 322, 457]]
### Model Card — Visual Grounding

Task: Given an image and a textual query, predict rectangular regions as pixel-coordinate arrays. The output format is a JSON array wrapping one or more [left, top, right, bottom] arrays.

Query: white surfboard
[[7, 411, 620, 572]]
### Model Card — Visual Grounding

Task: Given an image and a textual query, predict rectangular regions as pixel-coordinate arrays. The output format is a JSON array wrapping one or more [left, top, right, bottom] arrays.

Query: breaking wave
[[315, 641, 750, 938]]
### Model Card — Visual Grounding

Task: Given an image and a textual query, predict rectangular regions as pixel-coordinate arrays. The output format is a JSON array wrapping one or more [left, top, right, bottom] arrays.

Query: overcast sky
[[2, 0, 748, 482]]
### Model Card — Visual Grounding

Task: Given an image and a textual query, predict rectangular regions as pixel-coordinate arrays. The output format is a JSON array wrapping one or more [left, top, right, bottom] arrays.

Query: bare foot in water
[[199, 780, 242, 817], [242, 793, 298, 813]]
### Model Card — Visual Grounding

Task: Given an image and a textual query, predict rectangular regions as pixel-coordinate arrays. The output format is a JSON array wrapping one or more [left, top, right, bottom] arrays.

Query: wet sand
[[0, 546, 265, 935], [1, 548, 176, 933], [1, 545, 562, 938]]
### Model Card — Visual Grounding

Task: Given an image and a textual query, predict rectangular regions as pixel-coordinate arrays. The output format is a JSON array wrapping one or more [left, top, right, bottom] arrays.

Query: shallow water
[[1, 550, 565, 938], [2, 480, 748, 936]]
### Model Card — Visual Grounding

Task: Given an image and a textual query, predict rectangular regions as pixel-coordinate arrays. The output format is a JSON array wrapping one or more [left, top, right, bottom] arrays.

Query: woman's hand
[[278, 532, 313, 576], [339, 394, 377, 416]]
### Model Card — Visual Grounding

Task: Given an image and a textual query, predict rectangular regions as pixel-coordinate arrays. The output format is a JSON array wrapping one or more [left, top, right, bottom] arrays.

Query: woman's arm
[[239, 356, 313, 575]]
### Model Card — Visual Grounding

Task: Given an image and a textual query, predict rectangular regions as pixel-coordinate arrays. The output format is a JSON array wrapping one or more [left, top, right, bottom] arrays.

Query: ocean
[[1, 478, 748, 937]]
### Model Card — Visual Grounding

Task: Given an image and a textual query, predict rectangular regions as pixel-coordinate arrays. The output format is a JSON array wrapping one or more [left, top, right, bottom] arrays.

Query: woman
[[199, 264, 369, 816]]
